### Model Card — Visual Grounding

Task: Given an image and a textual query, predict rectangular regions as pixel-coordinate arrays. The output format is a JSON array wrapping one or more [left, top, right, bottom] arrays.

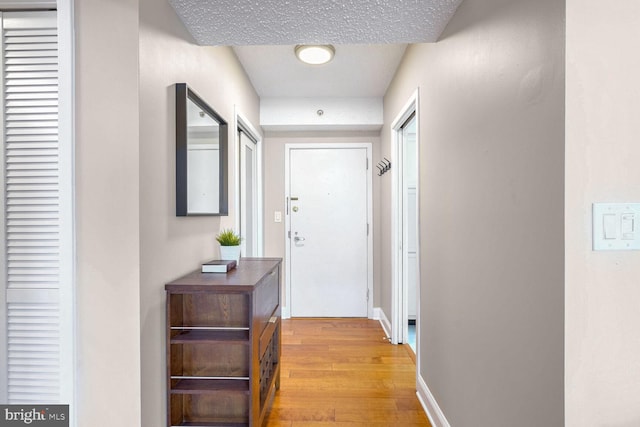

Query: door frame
[[283, 142, 373, 319], [234, 108, 263, 256], [391, 90, 421, 362]]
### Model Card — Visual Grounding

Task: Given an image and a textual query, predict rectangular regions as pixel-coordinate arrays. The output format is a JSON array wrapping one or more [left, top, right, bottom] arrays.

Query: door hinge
[[288, 230, 291, 239], [367, 288, 370, 301], [366, 157, 369, 170], [367, 223, 369, 236]]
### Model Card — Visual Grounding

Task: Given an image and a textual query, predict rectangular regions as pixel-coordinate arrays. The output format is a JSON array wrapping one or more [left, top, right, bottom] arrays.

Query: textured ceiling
[[168, 0, 463, 119], [168, 0, 463, 45]]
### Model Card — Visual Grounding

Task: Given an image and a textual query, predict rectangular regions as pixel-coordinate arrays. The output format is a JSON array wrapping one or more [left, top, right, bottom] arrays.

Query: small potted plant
[[216, 228, 242, 265]]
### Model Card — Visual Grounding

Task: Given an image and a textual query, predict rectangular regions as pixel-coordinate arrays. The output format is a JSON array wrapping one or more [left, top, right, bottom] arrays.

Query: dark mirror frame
[[175, 83, 229, 216]]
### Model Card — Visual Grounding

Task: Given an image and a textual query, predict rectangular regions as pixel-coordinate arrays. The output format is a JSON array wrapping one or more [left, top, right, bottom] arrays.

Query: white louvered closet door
[[0, 11, 70, 405]]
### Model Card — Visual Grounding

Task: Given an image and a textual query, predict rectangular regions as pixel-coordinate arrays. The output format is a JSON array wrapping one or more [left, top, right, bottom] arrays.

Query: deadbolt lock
[[292, 206, 299, 212]]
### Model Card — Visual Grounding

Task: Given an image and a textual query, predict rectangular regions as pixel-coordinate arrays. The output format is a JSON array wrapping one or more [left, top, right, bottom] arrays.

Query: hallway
[[59, 0, 640, 425], [265, 319, 430, 426]]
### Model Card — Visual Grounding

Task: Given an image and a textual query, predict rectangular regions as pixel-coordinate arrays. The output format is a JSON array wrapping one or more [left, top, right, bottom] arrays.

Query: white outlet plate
[[593, 203, 640, 251]]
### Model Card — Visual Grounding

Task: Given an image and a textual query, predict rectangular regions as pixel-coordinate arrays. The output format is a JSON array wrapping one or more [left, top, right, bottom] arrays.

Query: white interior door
[[0, 10, 74, 406], [239, 130, 257, 256], [403, 116, 418, 328], [406, 187, 418, 320], [288, 146, 369, 317]]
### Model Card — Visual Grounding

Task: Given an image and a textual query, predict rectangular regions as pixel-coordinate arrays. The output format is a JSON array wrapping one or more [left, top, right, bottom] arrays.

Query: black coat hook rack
[[376, 158, 391, 176]]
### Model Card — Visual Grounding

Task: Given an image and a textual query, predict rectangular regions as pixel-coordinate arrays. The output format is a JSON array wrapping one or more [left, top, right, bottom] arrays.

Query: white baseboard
[[373, 307, 392, 339], [417, 375, 451, 427], [282, 306, 291, 319]]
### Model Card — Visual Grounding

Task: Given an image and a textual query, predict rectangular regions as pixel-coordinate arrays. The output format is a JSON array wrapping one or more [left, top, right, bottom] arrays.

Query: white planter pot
[[219, 245, 241, 265]]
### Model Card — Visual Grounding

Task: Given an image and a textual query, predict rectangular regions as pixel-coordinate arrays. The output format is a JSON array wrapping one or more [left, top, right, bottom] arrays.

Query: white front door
[[287, 145, 370, 317]]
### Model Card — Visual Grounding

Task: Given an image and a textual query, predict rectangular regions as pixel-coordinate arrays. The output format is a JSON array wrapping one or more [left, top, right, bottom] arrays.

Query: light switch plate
[[274, 211, 282, 223], [593, 203, 640, 251]]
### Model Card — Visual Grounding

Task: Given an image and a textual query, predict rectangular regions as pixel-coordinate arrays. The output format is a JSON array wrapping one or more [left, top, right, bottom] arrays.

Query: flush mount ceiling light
[[294, 45, 335, 65]]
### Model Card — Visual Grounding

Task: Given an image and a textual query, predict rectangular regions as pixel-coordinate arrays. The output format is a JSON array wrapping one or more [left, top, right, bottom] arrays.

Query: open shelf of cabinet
[[170, 329, 251, 343], [166, 258, 281, 427], [170, 378, 249, 393]]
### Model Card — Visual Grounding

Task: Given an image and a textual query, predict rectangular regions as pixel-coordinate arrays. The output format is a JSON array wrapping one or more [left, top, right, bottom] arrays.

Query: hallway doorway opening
[[235, 111, 263, 257], [391, 90, 420, 360]]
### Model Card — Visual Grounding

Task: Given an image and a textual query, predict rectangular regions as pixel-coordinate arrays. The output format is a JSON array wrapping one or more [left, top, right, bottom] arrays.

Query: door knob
[[294, 236, 306, 242]]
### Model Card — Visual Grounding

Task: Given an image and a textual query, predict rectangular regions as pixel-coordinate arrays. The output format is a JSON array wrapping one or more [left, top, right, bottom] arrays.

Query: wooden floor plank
[[265, 318, 431, 426]]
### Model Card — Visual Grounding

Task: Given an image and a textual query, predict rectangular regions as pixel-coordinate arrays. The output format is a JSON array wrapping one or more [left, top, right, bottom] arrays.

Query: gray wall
[[74, 0, 141, 425], [74, 0, 261, 425], [382, 0, 565, 425], [138, 0, 261, 426]]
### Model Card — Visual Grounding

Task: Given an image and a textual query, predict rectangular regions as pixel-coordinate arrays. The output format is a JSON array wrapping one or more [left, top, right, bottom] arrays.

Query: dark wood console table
[[165, 258, 282, 426]]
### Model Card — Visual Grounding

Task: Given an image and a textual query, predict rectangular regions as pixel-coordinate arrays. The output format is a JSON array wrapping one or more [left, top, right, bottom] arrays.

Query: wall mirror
[[176, 83, 228, 216]]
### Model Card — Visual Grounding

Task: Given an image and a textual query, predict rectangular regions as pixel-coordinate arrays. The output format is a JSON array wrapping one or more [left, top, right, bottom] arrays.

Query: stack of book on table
[[201, 259, 237, 273]]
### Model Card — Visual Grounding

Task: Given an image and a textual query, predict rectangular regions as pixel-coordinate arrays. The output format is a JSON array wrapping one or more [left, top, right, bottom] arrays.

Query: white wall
[[74, 0, 141, 425], [383, 0, 565, 425], [566, 1, 640, 425], [261, 97, 383, 132]]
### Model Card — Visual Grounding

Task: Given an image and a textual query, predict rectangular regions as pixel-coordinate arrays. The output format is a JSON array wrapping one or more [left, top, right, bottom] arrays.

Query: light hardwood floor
[[265, 318, 431, 427]]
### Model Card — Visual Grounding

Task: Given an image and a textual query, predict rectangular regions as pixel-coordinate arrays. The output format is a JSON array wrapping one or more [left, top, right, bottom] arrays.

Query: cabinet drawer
[[259, 316, 279, 359], [254, 266, 280, 335]]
